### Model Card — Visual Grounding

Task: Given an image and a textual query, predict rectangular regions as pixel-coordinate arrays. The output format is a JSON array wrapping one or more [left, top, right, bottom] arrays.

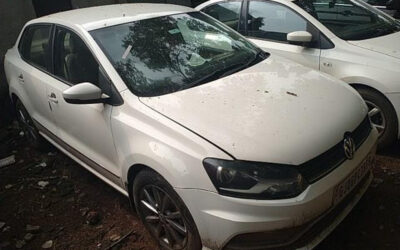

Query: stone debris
[[42, 240, 53, 249], [2, 226, 11, 232], [38, 181, 50, 189], [0, 155, 16, 168], [15, 240, 26, 249], [109, 234, 121, 242], [80, 207, 90, 217], [5, 184, 13, 189], [36, 162, 47, 168], [24, 233, 34, 241], [26, 224, 41, 233], [0, 222, 5, 230]]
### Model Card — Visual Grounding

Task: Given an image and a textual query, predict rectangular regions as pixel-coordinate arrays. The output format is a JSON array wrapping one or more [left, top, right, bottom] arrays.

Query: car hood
[[348, 31, 400, 59], [140, 56, 368, 164]]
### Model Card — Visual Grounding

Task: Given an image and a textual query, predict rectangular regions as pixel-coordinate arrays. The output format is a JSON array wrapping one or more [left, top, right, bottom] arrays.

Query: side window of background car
[[202, 1, 242, 31], [53, 27, 100, 86], [310, 0, 373, 26], [19, 25, 51, 71], [247, 1, 310, 43]]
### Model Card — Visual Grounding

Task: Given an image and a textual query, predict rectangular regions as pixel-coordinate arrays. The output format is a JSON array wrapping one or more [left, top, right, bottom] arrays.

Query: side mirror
[[287, 31, 313, 47], [63, 82, 109, 104]]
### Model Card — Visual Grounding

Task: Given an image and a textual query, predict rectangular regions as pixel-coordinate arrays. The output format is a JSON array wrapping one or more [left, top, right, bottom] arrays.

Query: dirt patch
[[0, 123, 157, 250], [1, 122, 400, 249]]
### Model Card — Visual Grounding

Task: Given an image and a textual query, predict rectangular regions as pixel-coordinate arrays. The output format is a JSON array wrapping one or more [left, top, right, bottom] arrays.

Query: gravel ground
[[0, 121, 399, 250]]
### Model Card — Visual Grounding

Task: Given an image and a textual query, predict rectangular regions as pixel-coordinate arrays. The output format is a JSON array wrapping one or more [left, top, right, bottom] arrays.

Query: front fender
[[112, 91, 232, 191]]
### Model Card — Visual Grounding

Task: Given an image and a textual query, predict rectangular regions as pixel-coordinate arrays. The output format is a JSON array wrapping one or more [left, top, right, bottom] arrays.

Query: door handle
[[48, 93, 58, 104], [18, 74, 24, 83], [322, 62, 332, 67]]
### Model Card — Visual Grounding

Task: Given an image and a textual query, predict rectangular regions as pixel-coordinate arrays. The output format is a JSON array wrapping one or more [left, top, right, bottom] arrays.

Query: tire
[[357, 88, 398, 149], [15, 99, 49, 150], [133, 169, 201, 250]]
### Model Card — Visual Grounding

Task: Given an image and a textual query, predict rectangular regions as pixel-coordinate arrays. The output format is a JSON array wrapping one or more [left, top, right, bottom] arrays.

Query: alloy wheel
[[139, 185, 188, 249], [365, 100, 386, 137]]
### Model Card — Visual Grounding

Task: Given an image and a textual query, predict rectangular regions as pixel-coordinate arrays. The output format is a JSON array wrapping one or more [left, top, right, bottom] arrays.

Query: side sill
[[34, 120, 129, 197]]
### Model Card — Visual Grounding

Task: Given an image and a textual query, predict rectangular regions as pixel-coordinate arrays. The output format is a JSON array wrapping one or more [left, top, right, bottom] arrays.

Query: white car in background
[[5, 4, 377, 250], [197, 0, 400, 148]]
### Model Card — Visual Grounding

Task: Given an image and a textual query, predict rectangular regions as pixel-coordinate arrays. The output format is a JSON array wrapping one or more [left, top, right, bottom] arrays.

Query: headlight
[[203, 158, 308, 199]]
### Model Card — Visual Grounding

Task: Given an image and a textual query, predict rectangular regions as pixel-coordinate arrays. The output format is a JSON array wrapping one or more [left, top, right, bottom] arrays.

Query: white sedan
[[197, 0, 400, 148], [5, 4, 377, 250]]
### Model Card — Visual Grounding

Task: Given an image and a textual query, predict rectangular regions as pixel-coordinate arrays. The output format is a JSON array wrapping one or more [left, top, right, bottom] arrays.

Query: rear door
[[16, 24, 59, 134]]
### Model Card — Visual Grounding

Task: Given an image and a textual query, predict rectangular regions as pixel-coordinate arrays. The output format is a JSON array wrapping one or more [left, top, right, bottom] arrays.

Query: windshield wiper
[[375, 27, 395, 37], [183, 63, 238, 89], [185, 51, 269, 89], [221, 50, 268, 78]]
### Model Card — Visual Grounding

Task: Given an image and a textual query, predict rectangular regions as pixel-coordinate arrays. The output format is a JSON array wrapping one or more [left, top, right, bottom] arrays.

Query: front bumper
[[176, 129, 378, 250]]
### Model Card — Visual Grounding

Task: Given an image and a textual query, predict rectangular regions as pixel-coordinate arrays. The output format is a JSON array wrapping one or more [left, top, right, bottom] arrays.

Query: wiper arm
[[220, 50, 268, 78], [186, 51, 268, 89], [183, 66, 229, 89], [375, 27, 395, 37]]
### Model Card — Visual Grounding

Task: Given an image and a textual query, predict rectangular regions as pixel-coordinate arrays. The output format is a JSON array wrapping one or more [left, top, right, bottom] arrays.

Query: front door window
[[202, 1, 242, 31], [247, 1, 309, 43], [53, 27, 99, 85]]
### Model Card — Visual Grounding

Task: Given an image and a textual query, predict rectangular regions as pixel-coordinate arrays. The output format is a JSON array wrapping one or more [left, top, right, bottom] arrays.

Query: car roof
[[195, 0, 294, 10], [30, 4, 195, 31]]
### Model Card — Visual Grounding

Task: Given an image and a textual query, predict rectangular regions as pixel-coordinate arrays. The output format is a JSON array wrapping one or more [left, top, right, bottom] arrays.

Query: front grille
[[299, 116, 372, 183]]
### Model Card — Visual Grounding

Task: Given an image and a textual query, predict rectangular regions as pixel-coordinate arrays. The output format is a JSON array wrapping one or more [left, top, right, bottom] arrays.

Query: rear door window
[[19, 25, 52, 71]]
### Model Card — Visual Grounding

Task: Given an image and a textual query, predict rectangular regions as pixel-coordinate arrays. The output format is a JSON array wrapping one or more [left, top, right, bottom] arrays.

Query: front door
[[245, 0, 321, 70], [47, 26, 120, 184]]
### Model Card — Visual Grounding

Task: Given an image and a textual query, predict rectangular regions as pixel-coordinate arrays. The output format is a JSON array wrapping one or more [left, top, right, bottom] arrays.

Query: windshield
[[90, 12, 265, 97], [295, 0, 400, 40]]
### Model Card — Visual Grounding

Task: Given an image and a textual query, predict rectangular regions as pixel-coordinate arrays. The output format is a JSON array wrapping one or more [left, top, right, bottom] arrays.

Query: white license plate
[[332, 153, 375, 205]]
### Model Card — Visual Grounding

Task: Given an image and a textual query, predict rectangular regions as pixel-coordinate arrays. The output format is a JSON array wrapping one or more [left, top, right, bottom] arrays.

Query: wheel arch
[[350, 83, 399, 146], [11, 92, 19, 106], [126, 163, 149, 206], [10, 92, 22, 116], [349, 83, 397, 116], [125, 163, 179, 208]]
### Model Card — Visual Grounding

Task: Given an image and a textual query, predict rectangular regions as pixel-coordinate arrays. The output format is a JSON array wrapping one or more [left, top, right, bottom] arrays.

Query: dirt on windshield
[[0, 121, 399, 250]]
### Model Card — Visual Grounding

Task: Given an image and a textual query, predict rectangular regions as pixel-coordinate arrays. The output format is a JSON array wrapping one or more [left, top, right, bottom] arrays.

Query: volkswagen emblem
[[343, 135, 356, 160]]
